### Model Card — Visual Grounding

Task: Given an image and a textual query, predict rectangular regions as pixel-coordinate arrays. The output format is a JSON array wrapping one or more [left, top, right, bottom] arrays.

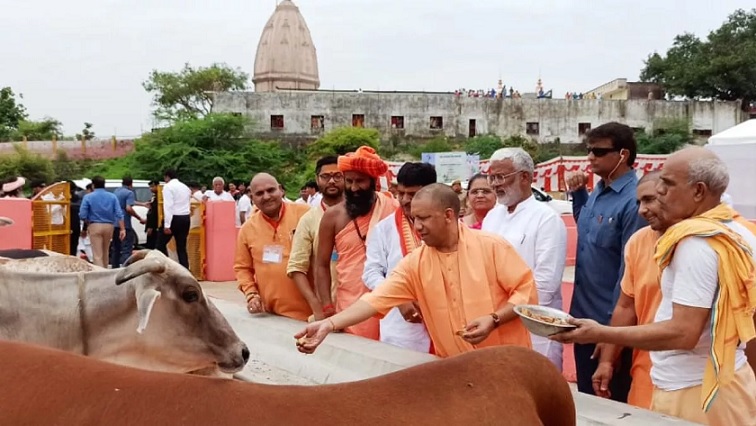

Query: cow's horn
[[0, 217, 13, 227], [116, 258, 166, 285], [123, 250, 152, 267]]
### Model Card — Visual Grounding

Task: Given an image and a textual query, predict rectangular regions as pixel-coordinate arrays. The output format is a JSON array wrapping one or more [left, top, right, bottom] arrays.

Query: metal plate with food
[[514, 305, 577, 337]]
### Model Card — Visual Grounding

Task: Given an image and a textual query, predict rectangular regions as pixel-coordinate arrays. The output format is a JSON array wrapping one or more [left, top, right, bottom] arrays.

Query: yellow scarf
[[654, 203, 756, 411]]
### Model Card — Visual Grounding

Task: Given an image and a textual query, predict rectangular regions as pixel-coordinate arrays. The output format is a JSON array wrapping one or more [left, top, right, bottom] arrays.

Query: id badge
[[331, 250, 339, 262], [262, 245, 284, 264]]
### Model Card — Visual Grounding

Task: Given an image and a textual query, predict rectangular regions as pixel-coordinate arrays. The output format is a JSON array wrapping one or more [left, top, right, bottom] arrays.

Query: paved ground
[[202, 282, 314, 385]]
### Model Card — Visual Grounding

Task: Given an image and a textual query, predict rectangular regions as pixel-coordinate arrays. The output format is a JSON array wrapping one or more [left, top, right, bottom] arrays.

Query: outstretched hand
[[294, 319, 335, 354]]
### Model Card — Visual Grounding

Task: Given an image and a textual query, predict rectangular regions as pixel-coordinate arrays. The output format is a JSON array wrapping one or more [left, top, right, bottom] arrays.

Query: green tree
[[12, 118, 63, 141], [0, 87, 28, 141], [640, 8, 756, 108], [91, 113, 300, 192], [464, 135, 504, 159], [0, 144, 55, 184], [407, 136, 455, 159], [636, 118, 692, 154], [143, 63, 249, 122], [308, 127, 381, 158], [76, 122, 96, 141]]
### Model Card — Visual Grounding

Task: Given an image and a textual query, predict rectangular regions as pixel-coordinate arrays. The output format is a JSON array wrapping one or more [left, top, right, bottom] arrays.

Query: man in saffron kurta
[[363, 162, 437, 352], [235, 173, 312, 321], [297, 184, 537, 358], [316, 146, 398, 340], [592, 172, 667, 409]]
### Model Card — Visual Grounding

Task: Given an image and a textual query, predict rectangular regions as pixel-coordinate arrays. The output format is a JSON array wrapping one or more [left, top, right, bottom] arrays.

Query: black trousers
[[156, 214, 190, 269], [145, 228, 159, 250], [574, 343, 633, 403]]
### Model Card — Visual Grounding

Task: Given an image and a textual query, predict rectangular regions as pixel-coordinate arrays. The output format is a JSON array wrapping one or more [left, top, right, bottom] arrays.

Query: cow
[[0, 249, 250, 376], [0, 340, 576, 426]]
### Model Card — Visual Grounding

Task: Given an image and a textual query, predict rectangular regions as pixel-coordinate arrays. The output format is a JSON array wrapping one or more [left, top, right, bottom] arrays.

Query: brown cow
[[0, 340, 575, 426]]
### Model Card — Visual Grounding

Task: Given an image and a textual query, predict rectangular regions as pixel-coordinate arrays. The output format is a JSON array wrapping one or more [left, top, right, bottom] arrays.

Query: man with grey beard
[[482, 147, 567, 370]]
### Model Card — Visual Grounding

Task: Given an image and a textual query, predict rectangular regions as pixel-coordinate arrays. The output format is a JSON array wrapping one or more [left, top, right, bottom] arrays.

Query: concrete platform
[[203, 282, 697, 425]]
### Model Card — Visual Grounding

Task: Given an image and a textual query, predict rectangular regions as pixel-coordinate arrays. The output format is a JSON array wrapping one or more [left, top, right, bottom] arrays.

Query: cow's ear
[[136, 287, 161, 334]]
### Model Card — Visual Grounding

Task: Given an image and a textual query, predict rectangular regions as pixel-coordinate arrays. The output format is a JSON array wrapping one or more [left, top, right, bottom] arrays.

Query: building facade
[[213, 90, 744, 143]]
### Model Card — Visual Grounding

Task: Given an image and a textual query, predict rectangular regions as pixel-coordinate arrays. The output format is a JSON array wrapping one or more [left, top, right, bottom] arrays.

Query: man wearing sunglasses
[[567, 122, 647, 403]]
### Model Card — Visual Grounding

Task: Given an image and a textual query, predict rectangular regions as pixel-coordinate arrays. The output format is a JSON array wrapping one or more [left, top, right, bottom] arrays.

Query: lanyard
[[261, 202, 286, 239]]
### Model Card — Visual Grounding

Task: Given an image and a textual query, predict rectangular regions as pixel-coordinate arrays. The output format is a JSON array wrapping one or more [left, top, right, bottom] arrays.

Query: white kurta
[[482, 196, 567, 370], [363, 212, 431, 353]]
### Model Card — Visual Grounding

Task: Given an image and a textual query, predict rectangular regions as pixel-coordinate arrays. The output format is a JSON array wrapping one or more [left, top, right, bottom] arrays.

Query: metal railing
[[31, 182, 71, 254]]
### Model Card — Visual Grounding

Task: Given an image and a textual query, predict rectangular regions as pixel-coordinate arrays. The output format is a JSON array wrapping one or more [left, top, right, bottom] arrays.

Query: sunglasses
[[587, 147, 621, 157]]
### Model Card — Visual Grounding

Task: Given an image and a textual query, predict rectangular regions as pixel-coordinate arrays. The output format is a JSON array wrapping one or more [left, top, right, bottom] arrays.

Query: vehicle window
[[531, 187, 547, 202], [104, 187, 151, 202], [134, 188, 152, 202]]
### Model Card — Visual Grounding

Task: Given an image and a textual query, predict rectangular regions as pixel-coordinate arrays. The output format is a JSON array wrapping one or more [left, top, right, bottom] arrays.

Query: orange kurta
[[335, 193, 397, 339], [361, 224, 537, 357], [620, 226, 662, 409], [234, 202, 312, 321]]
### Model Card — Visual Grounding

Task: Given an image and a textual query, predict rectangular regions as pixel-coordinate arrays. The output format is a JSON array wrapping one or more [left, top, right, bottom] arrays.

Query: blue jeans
[[110, 228, 135, 268]]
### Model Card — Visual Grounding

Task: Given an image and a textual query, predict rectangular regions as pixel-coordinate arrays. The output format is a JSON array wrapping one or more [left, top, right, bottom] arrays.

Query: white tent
[[706, 119, 756, 219]]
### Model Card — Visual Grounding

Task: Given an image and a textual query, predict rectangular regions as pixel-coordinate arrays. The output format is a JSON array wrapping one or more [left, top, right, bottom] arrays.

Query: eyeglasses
[[318, 173, 344, 182], [587, 147, 620, 157], [487, 170, 522, 184]]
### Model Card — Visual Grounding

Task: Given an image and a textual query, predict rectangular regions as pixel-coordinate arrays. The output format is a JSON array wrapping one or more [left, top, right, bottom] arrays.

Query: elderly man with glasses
[[482, 147, 567, 370], [566, 122, 647, 403]]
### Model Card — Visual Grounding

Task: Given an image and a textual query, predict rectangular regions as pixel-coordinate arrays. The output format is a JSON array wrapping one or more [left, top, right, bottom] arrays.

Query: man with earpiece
[[566, 122, 647, 403]]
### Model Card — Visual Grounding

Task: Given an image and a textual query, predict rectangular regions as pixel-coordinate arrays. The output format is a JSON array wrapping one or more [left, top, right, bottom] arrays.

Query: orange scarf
[[394, 207, 420, 256]]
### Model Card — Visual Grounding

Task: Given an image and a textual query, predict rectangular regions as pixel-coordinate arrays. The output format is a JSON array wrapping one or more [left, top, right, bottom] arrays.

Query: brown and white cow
[[0, 340, 576, 426], [0, 249, 249, 375]]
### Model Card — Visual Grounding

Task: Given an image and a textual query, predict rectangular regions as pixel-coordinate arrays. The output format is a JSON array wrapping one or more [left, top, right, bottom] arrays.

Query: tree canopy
[[143, 63, 249, 122], [0, 87, 28, 140], [89, 113, 304, 193], [640, 8, 756, 108]]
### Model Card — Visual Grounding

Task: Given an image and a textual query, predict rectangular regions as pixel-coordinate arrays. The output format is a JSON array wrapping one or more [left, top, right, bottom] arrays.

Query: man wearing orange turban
[[315, 146, 398, 340]]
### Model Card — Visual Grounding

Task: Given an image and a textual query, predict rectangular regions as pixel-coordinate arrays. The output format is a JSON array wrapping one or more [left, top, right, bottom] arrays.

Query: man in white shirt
[[189, 182, 204, 203], [482, 147, 567, 370], [157, 169, 192, 269], [363, 162, 437, 353], [553, 147, 756, 425], [236, 187, 253, 226], [203, 177, 235, 202]]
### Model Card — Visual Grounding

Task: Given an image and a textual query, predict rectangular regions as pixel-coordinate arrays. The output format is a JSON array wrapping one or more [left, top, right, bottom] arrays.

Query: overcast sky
[[0, 0, 752, 137]]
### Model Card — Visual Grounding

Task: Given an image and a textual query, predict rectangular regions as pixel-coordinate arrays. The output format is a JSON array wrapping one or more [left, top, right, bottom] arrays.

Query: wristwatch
[[490, 312, 501, 327]]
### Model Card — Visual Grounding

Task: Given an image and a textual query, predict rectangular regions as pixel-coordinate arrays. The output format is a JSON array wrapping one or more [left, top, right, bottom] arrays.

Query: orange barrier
[[205, 201, 238, 282], [562, 215, 576, 266], [0, 198, 33, 250]]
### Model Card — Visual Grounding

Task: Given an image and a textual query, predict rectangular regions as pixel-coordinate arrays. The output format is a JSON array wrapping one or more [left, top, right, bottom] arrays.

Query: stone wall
[[214, 91, 744, 143]]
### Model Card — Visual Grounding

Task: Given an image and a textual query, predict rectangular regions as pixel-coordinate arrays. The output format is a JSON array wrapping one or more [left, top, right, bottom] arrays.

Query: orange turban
[[337, 146, 388, 179]]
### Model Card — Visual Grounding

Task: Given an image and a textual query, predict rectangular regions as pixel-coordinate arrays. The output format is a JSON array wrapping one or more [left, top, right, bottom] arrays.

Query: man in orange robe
[[316, 146, 398, 340], [591, 171, 668, 408], [298, 184, 537, 357], [234, 173, 312, 321]]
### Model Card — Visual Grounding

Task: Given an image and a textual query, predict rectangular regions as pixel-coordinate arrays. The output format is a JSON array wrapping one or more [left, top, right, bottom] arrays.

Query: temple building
[[214, 1, 745, 141], [252, 0, 320, 92]]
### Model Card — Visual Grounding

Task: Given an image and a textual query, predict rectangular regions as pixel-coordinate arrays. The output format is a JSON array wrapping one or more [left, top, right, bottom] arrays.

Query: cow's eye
[[182, 291, 200, 303]]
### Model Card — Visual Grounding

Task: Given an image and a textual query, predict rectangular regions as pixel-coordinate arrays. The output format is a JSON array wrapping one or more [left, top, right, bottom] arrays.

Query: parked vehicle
[[72, 179, 152, 246]]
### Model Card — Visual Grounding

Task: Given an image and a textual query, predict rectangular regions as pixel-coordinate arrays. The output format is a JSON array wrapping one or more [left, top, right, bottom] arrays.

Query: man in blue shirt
[[568, 122, 646, 402], [110, 176, 146, 268], [79, 176, 125, 268]]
